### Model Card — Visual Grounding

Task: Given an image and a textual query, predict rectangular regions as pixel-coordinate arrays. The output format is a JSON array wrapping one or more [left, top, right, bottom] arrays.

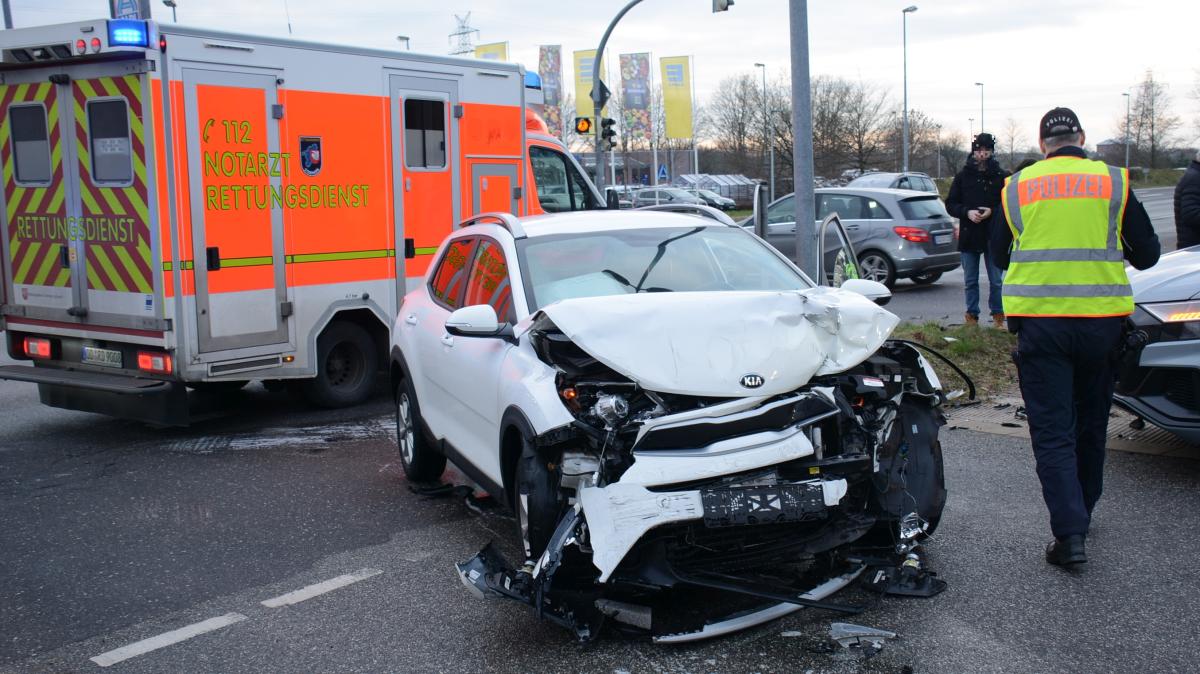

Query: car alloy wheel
[[858, 252, 895, 288], [397, 391, 415, 465]]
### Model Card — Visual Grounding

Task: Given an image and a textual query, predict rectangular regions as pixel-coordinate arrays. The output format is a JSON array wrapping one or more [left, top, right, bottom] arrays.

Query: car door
[[412, 236, 477, 437], [437, 236, 516, 481], [761, 194, 798, 258]]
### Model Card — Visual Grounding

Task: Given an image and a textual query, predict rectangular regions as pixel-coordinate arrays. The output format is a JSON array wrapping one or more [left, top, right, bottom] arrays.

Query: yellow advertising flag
[[659, 56, 693, 139], [474, 42, 508, 61], [573, 49, 606, 119]]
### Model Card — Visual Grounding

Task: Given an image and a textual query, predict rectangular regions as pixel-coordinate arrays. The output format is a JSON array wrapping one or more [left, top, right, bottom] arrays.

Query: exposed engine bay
[[457, 297, 960, 643]]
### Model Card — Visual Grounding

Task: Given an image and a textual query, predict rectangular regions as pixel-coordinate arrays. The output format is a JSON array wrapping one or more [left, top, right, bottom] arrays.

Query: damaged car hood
[[535, 288, 899, 397]]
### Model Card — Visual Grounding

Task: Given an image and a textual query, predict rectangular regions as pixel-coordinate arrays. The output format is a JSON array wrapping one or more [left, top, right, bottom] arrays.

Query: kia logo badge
[[740, 374, 764, 389]]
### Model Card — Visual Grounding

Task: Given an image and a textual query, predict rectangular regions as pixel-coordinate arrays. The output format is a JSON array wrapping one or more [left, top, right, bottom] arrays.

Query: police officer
[[990, 108, 1160, 567]]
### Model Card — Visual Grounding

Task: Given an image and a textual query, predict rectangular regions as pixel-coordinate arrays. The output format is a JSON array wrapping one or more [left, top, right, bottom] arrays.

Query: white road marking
[[90, 613, 247, 667], [261, 568, 383, 608]]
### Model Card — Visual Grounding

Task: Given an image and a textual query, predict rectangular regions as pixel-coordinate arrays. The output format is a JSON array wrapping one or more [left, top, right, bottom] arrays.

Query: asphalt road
[[2, 364, 1198, 673], [883, 187, 1178, 325]]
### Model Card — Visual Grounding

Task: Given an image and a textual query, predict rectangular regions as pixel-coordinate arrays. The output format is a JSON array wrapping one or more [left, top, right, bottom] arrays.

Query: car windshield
[[899, 196, 949, 220], [517, 226, 811, 310]]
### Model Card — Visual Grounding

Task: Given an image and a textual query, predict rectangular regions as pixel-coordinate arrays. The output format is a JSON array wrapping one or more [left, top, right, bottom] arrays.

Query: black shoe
[[1045, 534, 1087, 566]]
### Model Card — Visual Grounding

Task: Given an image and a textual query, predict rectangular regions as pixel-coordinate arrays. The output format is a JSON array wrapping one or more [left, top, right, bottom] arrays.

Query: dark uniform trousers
[[1013, 316, 1124, 538]]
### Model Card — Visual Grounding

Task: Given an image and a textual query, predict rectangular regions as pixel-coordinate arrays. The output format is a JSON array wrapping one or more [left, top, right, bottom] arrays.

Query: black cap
[[1040, 107, 1083, 139], [971, 133, 995, 151]]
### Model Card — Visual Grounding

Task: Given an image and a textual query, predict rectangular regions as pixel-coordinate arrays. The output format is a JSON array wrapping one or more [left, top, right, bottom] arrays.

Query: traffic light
[[600, 117, 617, 151], [713, 0, 734, 11], [574, 117, 592, 134]]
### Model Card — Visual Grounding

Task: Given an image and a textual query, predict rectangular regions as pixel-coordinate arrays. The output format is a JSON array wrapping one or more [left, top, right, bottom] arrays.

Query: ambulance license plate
[[934, 233, 952, 245], [82, 346, 123, 368]]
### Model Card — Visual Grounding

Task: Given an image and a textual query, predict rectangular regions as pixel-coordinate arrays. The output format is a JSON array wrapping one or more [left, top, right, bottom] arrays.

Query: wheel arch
[[499, 406, 538, 508]]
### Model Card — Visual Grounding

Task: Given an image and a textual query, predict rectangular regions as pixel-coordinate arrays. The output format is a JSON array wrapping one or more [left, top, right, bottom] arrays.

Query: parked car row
[[602, 185, 738, 210]]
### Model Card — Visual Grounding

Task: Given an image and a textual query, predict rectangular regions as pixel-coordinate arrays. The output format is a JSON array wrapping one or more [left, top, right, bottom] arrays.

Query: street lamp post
[[1122, 92, 1131, 169], [396, 35, 410, 50], [969, 117, 974, 137], [974, 81, 984, 133], [754, 62, 775, 201], [901, 5, 917, 173], [162, 0, 177, 22]]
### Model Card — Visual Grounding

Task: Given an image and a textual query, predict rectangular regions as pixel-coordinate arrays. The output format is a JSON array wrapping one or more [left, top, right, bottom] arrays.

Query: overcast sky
[[24, 0, 1200, 152]]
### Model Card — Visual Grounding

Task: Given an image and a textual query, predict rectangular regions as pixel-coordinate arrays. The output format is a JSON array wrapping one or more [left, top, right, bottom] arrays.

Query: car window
[[920, 177, 936, 192], [863, 197, 891, 219], [428, 238, 476, 309], [766, 195, 794, 224], [899, 196, 950, 220], [463, 238, 515, 323], [530, 145, 599, 212], [517, 227, 811, 310]]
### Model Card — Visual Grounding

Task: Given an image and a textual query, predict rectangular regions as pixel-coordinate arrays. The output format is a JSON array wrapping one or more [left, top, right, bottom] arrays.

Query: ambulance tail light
[[23, 337, 54, 360], [75, 39, 87, 55], [893, 226, 930, 243], [107, 20, 149, 48], [137, 350, 173, 375], [90, 37, 102, 53]]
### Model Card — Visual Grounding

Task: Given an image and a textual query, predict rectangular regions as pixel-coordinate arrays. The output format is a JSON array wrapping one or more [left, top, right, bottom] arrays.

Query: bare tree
[[706, 73, 760, 176], [843, 80, 891, 173], [998, 117, 1028, 171], [1126, 70, 1181, 168]]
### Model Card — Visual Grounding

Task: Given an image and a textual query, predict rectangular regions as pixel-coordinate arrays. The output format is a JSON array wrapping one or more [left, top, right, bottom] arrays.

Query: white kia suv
[[389, 207, 950, 642]]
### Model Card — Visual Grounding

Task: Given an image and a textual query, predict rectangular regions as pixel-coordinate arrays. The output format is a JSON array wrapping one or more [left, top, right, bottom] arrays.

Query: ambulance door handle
[[405, 178, 411, 192], [206, 247, 221, 271], [405, 314, 418, 326], [441, 334, 454, 347]]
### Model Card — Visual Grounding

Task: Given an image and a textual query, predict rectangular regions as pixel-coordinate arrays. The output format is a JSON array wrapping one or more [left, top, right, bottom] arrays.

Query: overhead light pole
[[396, 35, 410, 50], [1122, 91, 1131, 168], [974, 81, 984, 133], [969, 117, 974, 137], [755, 62, 775, 201], [162, 0, 177, 22], [901, 5, 917, 172]]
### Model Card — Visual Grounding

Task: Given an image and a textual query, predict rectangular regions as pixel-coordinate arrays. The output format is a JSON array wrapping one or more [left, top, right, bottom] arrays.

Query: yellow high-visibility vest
[[1000, 156, 1133, 317]]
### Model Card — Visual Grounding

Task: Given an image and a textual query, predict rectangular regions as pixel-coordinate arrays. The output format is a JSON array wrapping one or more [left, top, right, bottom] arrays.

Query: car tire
[[395, 376, 445, 482], [858, 251, 896, 288], [302, 321, 377, 408], [514, 438, 562, 559], [911, 271, 942, 285]]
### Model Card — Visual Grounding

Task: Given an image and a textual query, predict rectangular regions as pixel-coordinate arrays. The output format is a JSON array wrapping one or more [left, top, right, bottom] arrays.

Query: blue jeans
[[961, 249, 1004, 316]]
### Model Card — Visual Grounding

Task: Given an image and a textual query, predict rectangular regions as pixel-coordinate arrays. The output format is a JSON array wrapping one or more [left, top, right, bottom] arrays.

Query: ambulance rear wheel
[[304, 321, 377, 408]]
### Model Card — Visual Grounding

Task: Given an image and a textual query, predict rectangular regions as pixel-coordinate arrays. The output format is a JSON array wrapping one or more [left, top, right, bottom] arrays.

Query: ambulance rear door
[[179, 65, 289, 354], [2, 59, 161, 330]]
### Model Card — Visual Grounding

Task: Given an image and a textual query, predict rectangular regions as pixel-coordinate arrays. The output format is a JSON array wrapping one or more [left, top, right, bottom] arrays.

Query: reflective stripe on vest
[[1000, 157, 1133, 317]]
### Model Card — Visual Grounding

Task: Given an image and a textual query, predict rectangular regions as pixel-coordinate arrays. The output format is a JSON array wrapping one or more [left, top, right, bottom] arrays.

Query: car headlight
[[1137, 301, 1200, 341]]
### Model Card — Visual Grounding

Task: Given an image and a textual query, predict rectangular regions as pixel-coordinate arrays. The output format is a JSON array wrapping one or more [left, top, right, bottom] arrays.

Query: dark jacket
[[1175, 159, 1200, 249], [990, 146, 1160, 272], [945, 156, 1009, 253]]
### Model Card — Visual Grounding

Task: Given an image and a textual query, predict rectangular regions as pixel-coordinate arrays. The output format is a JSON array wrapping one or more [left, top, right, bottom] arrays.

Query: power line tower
[[448, 13, 479, 56]]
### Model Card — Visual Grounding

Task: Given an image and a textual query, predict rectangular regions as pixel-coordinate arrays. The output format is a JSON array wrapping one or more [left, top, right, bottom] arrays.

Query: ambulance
[[0, 18, 604, 424]]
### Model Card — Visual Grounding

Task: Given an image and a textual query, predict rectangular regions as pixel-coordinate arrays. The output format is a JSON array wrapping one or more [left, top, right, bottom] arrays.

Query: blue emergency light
[[107, 20, 149, 48], [524, 71, 542, 90]]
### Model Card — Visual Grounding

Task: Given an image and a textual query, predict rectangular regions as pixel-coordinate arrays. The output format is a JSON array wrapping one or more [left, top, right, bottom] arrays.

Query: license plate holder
[[82, 346, 123, 368], [700, 483, 825, 528], [933, 233, 952, 245]]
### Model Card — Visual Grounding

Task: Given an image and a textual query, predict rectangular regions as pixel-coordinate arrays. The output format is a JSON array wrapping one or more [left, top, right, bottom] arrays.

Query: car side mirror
[[841, 278, 892, 306], [445, 304, 514, 339]]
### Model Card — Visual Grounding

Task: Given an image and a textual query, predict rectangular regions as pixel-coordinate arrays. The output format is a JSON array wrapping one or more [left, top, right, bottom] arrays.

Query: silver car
[[753, 188, 960, 287], [847, 171, 939, 194], [633, 187, 705, 208], [1114, 245, 1200, 444]]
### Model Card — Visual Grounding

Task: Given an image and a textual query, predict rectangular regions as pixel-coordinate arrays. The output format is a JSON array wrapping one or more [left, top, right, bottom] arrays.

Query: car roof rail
[[634, 203, 738, 227], [458, 212, 527, 239]]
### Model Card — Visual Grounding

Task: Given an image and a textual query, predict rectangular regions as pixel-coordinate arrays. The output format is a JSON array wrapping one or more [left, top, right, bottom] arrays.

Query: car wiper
[[634, 226, 703, 293]]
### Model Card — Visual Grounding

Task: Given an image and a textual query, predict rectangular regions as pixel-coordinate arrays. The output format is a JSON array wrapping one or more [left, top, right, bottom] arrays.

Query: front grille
[[1163, 369, 1200, 413], [635, 393, 837, 451]]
